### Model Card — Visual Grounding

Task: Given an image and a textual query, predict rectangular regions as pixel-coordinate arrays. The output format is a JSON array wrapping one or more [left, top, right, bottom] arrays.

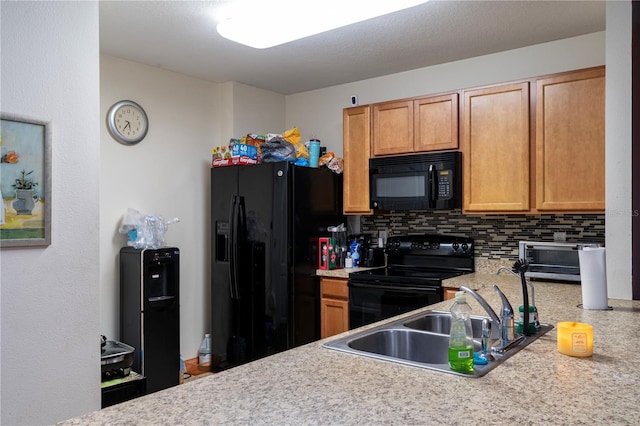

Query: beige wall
[[100, 55, 218, 358], [286, 32, 605, 155], [100, 57, 286, 359], [605, 1, 633, 299]]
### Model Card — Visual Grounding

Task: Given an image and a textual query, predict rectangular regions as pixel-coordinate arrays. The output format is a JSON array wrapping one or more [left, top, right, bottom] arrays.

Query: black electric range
[[348, 234, 474, 329]]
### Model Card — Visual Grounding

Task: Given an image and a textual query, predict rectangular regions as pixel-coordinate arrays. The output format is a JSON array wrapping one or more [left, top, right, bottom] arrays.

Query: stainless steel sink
[[403, 311, 487, 338], [349, 328, 481, 365], [322, 310, 553, 378]]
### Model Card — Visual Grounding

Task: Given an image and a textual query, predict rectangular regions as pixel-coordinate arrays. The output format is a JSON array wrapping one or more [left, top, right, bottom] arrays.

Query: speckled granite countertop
[[60, 273, 640, 425], [316, 266, 383, 279]]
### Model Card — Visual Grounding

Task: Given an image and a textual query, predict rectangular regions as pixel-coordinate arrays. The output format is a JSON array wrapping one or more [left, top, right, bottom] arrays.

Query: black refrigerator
[[211, 162, 343, 367]]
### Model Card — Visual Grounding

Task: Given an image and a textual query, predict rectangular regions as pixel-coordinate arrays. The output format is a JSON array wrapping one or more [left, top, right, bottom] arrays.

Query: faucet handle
[[481, 318, 491, 354], [493, 285, 515, 345], [493, 285, 513, 316]]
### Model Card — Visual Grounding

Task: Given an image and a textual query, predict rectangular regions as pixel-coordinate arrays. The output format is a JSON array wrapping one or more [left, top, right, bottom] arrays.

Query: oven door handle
[[348, 281, 440, 293]]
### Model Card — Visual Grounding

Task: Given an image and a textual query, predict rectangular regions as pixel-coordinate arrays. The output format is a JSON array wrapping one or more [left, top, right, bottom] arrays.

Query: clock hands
[[123, 121, 131, 132]]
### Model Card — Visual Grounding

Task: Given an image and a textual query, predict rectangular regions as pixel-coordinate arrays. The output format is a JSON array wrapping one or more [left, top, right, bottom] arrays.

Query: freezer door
[[211, 166, 239, 360]]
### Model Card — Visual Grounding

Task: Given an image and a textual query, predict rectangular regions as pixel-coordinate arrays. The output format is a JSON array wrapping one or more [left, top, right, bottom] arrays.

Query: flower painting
[[0, 114, 51, 247]]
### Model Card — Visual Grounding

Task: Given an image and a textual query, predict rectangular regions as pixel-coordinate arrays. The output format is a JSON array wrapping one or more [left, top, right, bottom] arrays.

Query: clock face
[[107, 100, 148, 145]]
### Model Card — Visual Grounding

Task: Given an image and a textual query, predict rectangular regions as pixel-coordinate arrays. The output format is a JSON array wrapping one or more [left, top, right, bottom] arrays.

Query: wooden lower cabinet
[[444, 287, 478, 301], [320, 277, 349, 338], [444, 288, 459, 301]]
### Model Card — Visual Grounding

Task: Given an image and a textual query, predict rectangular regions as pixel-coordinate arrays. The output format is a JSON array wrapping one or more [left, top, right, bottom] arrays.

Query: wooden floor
[[183, 371, 213, 384]]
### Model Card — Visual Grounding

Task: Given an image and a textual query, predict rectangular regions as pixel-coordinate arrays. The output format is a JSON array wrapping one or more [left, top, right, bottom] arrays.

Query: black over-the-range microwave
[[369, 151, 461, 211]]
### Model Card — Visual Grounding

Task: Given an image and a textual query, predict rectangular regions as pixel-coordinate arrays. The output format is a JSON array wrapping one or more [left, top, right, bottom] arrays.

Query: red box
[[212, 156, 258, 167], [318, 237, 337, 270]]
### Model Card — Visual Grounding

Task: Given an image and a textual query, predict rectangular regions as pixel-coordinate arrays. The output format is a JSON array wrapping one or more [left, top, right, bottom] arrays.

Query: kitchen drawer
[[321, 278, 348, 300]]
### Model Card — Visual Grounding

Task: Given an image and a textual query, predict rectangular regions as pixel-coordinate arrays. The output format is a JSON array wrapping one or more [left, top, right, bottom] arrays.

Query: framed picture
[[0, 113, 51, 247]]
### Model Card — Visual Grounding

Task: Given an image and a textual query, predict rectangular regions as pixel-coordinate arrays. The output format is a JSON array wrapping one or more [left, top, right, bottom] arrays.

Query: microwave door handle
[[428, 164, 437, 208]]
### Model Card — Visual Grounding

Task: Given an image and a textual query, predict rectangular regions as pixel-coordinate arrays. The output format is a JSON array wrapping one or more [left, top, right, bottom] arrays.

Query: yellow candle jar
[[557, 322, 593, 357]]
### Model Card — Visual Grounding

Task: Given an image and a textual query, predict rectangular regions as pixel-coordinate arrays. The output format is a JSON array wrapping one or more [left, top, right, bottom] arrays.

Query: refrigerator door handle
[[229, 195, 247, 301], [229, 195, 239, 300], [238, 196, 247, 245]]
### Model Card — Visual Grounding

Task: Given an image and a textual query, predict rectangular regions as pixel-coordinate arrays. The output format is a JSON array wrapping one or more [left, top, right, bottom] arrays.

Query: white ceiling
[[99, 0, 606, 95]]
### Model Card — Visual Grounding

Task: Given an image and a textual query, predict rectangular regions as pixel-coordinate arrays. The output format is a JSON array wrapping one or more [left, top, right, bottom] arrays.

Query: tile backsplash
[[361, 210, 605, 262]]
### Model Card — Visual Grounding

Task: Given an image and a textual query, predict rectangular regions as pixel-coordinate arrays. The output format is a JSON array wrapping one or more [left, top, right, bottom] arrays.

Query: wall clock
[[107, 100, 149, 145]]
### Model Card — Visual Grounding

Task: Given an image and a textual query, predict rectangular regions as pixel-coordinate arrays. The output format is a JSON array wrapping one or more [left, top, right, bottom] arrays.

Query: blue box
[[232, 143, 258, 160]]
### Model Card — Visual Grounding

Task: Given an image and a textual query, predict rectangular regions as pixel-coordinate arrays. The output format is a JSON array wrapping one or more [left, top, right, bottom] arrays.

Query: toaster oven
[[518, 240, 601, 282]]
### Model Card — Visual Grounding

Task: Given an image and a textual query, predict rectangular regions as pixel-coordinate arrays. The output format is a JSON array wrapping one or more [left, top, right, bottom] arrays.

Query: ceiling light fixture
[[216, 0, 429, 49]]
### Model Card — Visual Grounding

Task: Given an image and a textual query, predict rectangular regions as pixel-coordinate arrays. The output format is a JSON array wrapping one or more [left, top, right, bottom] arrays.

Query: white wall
[[605, 1, 633, 299], [286, 32, 606, 154], [100, 55, 219, 359], [1, 2, 101, 424]]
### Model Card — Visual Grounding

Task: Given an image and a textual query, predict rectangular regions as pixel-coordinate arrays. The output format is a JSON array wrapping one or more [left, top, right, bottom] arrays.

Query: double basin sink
[[322, 310, 553, 378]]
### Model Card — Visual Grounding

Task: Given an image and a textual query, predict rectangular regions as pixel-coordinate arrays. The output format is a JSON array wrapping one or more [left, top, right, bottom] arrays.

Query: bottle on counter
[[350, 239, 361, 267], [345, 252, 354, 268], [448, 291, 474, 373], [199, 333, 212, 368], [517, 305, 538, 335]]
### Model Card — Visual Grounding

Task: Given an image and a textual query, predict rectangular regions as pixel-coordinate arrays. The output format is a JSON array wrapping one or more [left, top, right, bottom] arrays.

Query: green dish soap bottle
[[448, 291, 474, 373]]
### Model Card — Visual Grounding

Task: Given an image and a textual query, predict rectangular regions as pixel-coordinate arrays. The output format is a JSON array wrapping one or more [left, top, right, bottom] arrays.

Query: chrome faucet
[[496, 265, 516, 277], [459, 285, 519, 353]]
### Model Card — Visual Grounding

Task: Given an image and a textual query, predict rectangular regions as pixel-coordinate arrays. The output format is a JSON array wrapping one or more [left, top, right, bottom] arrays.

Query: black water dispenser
[[120, 247, 180, 394]]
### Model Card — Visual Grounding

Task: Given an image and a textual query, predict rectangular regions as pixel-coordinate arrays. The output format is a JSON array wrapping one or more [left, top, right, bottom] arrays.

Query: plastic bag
[[118, 208, 179, 249], [260, 137, 297, 163], [327, 156, 344, 174], [282, 127, 308, 159], [282, 127, 301, 145]]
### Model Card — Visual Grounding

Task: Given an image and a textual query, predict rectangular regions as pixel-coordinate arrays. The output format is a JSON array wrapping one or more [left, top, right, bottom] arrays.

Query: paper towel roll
[[578, 247, 608, 309]]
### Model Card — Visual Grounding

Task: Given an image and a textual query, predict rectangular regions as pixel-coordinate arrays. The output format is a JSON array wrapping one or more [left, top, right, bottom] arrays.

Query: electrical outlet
[[379, 229, 388, 243], [554, 232, 566, 242]]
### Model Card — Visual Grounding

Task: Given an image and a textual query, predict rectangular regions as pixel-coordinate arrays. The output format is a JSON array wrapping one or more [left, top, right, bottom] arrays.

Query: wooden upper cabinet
[[462, 82, 530, 212], [535, 67, 605, 212], [343, 106, 372, 215], [372, 93, 458, 156], [414, 93, 459, 152], [372, 100, 414, 156]]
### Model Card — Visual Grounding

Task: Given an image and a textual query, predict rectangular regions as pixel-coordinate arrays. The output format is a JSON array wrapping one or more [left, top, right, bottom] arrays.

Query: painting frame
[[0, 113, 52, 247]]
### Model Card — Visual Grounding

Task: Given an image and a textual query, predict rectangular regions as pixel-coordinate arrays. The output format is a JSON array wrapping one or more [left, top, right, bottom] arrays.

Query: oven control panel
[[386, 235, 473, 257]]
